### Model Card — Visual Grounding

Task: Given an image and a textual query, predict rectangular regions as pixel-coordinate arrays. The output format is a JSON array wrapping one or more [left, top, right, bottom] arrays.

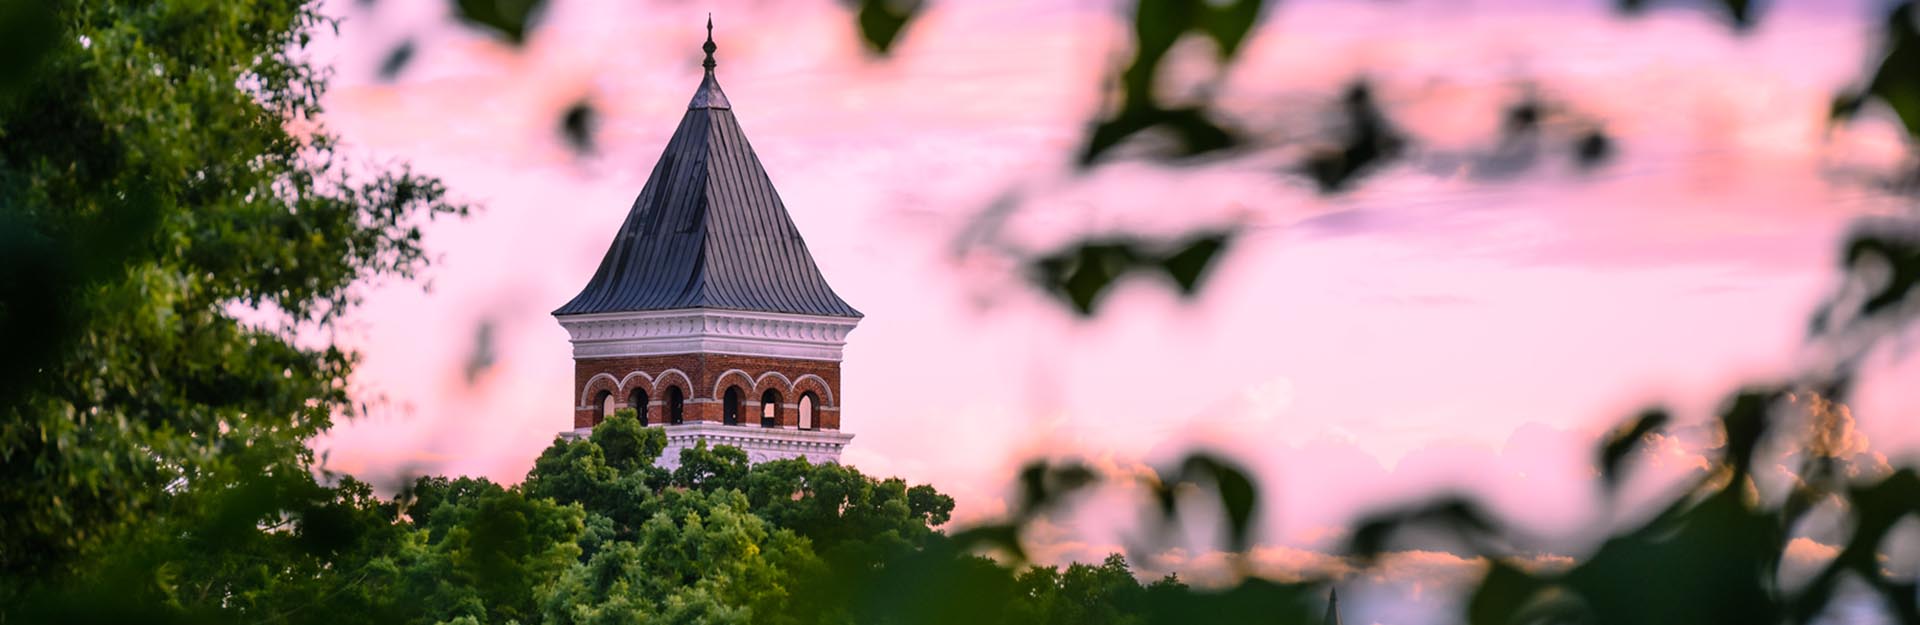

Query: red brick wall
[[572, 353, 842, 430]]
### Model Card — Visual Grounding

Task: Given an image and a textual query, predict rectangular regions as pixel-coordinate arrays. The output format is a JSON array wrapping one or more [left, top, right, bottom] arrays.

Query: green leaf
[[1574, 129, 1615, 169], [1158, 232, 1230, 294], [1181, 454, 1259, 552], [378, 40, 415, 81], [1598, 408, 1669, 493], [560, 100, 596, 154], [850, 0, 924, 55], [1718, 388, 1781, 482], [1195, 0, 1265, 59], [1029, 240, 1142, 315], [1298, 83, 1405, 194], [454, 0, 547, 45]]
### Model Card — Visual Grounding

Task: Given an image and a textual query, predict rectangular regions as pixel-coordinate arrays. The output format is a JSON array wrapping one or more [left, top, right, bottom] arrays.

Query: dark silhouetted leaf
[[1013, 461, 1099, 518], [1844, 227, 1920, 318], [1719, 388, 1782, 482], [1194, 0, 1265, 59], [1029, 232, 1239, 315], [1179, 454, 1259, 551], [1613, 0, 1762, 30], [1082, 106, 1240, 166], [454, 0, 547, 45], [1575, 129, 1614, 168], [1030, 240, 1143, 315], [463, 318, 497, 385], [1299, 83, 1405, 194], [1159, 232, 1230, 294], [1345, 495, 1503, 562], [849, 0, 924, 55], [949, 523, 1025, 561], [1505, 98, 1543, 136], [379, 40, 415, 81], [561, 100, 596, 154], [1076, 0, 1263, 166], [1599, 408, 1669, 492], [1842, 2, 1920, 142]]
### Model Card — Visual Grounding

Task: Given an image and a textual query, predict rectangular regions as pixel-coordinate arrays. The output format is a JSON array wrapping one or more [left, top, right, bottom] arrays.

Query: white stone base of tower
[[564, 422, 853, 469]]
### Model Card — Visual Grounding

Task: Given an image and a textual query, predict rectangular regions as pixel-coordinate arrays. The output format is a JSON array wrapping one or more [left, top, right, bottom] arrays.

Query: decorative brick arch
[[618, 371, 655, 395], [653, 368, 693, 396], [792, 374, 835, 407], [710, 368, 756, 400], [751, 371, 794, 397], [579, 373, 621, 408]]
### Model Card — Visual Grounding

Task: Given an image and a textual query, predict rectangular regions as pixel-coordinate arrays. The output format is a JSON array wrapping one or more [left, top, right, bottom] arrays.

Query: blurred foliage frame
[[5, 0, 1920, 624]]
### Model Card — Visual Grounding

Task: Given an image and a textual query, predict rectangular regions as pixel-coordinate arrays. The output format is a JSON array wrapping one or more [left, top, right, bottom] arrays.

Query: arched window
[[798, 392, 817, 430], [667, 386, 685, 425], [723, 386, 742, 425], [628, 388, 649, 426], [595, 390, 614, 425], [760, 389, 781, 428]]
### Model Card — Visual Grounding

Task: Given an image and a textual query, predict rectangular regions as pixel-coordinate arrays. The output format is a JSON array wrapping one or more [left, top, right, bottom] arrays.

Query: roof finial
[[702, 14, 717, 71]]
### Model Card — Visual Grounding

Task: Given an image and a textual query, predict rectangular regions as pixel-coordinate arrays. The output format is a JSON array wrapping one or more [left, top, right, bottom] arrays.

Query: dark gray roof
[[554, 67, 861, 319]]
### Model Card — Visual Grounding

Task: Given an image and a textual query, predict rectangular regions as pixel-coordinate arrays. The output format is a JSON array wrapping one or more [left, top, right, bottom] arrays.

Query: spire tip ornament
[[702, 14, 717, 70]]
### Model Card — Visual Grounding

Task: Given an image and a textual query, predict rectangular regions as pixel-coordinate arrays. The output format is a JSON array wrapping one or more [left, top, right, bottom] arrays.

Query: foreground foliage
[[5, 1, 1920, 624]]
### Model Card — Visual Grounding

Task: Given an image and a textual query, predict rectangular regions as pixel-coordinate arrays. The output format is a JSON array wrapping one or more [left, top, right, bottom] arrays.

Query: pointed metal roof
[[554, 25, 860, 319]]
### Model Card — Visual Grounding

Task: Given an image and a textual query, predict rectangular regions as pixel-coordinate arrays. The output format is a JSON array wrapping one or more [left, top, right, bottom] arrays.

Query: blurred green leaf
[[454, 0, 546, 45], [1079, 0, 1264, 166], [1030, 239, 1144, 314], [1013, 461, 1100, 519], [560, 100, 596, 154], [1574, 129, 1615, 169], [1181, 454, 1259, 552], [1846, 227, 1920, 317], [1346, 495, 1502, 562], [1598, 408, 1669, 493], [848, 0, 923, 55], [1718, 389, 1781, 482], [1299, 83, 1405, 193], [1614, 0, 1762, 30], [1029, 232, 1234, 315], [1159, 232, 1230, 294], [378, 40, 415, 81]]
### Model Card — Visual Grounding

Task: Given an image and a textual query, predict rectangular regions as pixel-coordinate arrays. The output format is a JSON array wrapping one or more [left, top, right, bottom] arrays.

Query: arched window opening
[[760, 389, 781, 428], [667, 386, 685, 425], [628, 388, 649, 426], [595, 390, 614, 425], [723, 386, 743, 425], [798, 392, 817, 430]]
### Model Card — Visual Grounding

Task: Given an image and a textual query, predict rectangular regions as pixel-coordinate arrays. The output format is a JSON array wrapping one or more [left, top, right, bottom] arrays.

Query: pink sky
[[306, 1, 1917, 622]]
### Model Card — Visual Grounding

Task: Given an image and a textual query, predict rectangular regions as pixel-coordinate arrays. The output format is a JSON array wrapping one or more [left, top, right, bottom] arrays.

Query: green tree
[[540, 487, 825, 625], [744, 458, 954, 567], [671, 440, 752, 492], [0, 0, 464, 592], [412, 487, 586, 624]]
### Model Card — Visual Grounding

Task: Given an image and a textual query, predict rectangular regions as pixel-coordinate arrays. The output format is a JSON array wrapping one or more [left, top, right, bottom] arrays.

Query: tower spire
[[702, 14, 717, 70]]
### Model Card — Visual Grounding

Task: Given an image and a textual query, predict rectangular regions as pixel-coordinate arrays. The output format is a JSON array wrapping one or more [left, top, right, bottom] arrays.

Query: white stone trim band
[[557, 308, 860, 361]]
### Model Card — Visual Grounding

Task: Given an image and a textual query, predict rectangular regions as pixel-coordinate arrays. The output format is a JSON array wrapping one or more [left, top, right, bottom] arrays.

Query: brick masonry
[[574, 353, 841, 430]]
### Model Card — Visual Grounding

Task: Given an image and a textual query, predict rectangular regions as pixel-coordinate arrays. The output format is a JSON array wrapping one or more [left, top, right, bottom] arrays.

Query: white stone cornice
[[556, 308, 860, 361], [561, 421, 854, 468]]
